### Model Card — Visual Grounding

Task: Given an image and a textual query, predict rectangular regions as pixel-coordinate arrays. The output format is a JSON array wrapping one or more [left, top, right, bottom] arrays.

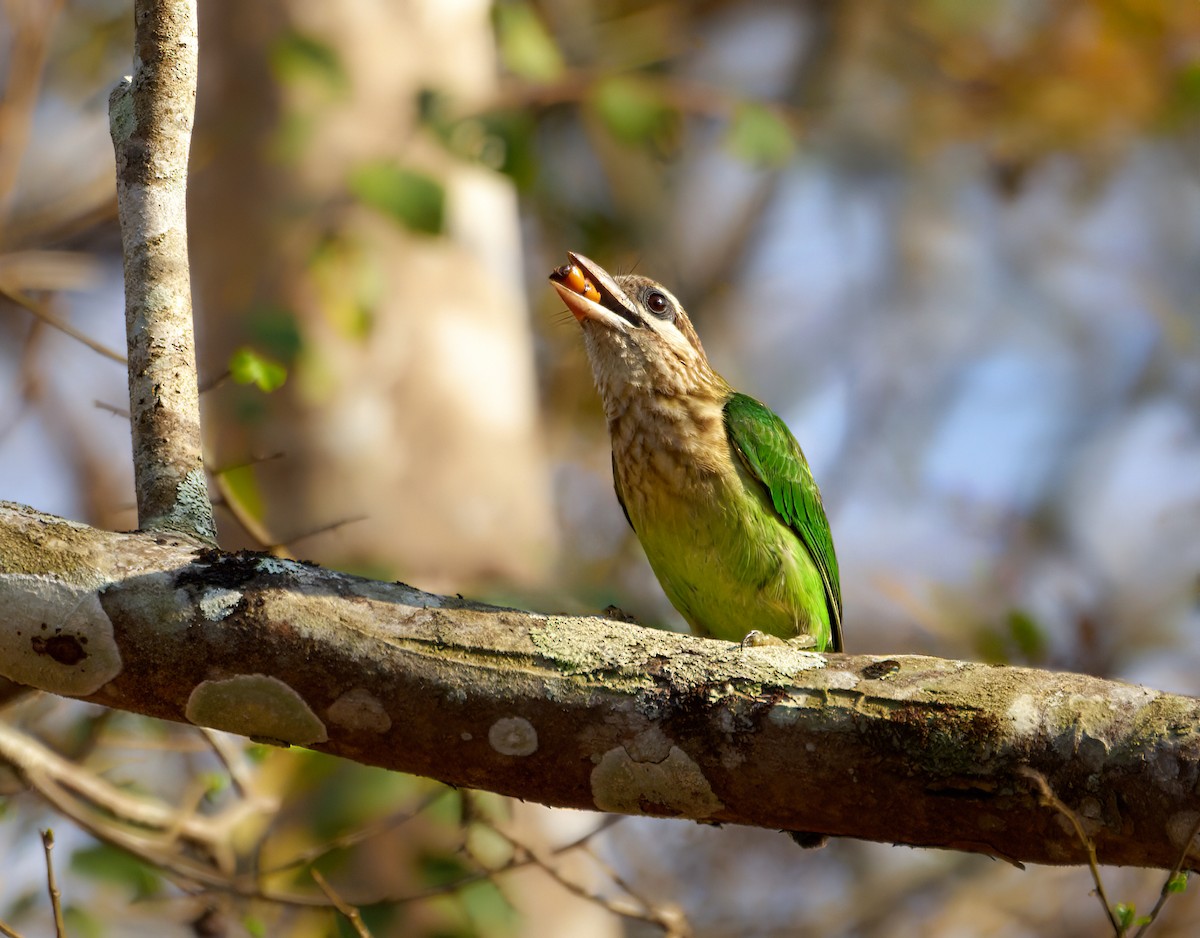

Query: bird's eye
[[644, 289, 674, 321]]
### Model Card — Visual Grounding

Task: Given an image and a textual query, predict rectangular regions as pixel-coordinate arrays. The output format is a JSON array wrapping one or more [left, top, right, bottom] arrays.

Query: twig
[[212, 464, 367, 556], [41, 829, 67, 938], [197, 728, 255, 798], [211, 452, 287, 474], [210, 471, 290, 557], [25, 763, 326, 908], [93, 400, 130, 419], [480, 819, 690, 936], [0, 721, 262, 856], [1133, 812, 1200, 937], [1020, 767, 1121, 935], [0, 918, 26, 938], [260, 786, 453, 877], [108, 0, 215, 543], [376, 814, 617, 906], [0, 287, 125, 364], [283, 514, 369, 546], [197, 369, 231, 394], [0, 0, 65, 214], [310, 869, 373, 938]]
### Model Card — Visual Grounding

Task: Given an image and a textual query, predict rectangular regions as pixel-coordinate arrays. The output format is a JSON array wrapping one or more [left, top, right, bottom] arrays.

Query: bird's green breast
[[610, 394, 834, 649]]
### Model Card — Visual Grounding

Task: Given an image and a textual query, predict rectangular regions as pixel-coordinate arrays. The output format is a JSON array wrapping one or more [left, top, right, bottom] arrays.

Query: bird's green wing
[[723, 392, 843, 651], [612, 450, 633, 531]]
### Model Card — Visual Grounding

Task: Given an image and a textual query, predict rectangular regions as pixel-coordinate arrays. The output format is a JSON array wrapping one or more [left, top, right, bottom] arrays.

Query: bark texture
[[109, 0, 214, 543], [1, 500, 1198, 872]]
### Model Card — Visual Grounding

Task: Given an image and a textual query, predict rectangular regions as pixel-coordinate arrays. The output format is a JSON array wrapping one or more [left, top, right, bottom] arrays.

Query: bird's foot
[[601, 604, 639, 624], [740, 629, 784, 649], [740, 631, 817, 651], [786, 830, 830, 849]]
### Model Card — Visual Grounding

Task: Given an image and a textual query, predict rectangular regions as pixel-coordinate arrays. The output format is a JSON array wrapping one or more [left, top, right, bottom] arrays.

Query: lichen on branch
[[1, 501, 1199, 872]]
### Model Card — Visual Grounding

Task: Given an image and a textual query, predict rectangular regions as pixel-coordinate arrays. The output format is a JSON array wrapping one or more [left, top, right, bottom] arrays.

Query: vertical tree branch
[[108, 0, 215, 544]]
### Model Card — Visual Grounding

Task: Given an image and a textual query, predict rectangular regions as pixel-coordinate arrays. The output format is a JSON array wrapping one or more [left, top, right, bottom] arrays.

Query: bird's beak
[[549, 252, 641, 328]]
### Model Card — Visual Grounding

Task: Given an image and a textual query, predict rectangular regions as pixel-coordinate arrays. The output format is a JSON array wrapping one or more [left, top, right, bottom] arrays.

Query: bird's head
[[549, 252, 723, 410]]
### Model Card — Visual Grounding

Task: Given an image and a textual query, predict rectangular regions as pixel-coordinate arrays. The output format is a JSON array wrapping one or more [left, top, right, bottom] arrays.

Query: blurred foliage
[[309, 235, 380, 340], [493, 1, 564, 83], [229, 346, 289, 392], [70, 842, 163, 901], [348, 162, 447, 235], [725, 103, 796, 167], [588, 75, 681, 148], [244, 304, 304, 364], [975, 608, 1050, 665], [268, 31, 350, 98]]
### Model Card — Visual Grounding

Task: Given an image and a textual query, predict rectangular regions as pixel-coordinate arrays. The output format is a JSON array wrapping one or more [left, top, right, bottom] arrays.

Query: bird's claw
[[740, 629, 783, 649], [740, 631, 818, 651]]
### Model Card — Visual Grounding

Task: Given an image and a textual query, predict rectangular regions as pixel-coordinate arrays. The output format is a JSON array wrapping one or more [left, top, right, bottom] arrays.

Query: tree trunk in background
[[189, 0, 553, 590]]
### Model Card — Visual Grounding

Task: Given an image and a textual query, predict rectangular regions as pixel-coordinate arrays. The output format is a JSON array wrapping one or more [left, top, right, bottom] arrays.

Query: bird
[[550, 252, 842, 653]]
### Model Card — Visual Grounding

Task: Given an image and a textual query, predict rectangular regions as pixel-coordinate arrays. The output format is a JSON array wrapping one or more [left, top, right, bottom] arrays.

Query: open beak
[[549, 252, 641, 328]]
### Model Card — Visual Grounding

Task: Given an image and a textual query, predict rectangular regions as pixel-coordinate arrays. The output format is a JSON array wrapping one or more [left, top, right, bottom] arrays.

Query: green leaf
[[356, 902, 406, 938], [71, 844, 162, 900], [309, 236, 379, 340], [271, 111, 317, 165], [1007, 609, 1047, 661], [62, 906, 103, 938], [726, 104, 796, 168], [421, 93, 537, 187], [459, 879, 516, 930], [466, 822, 514, 870], [229, 346, 288, 393], [590, 76, 675, 146], [493, 2, 563, 83], [1114, 902, 1136, 928], [269, 32, 348, 95], [418, 850, 472, 888], [1167, 871, 1189, 893], [349, 162, 445, 234], [246, 304, 303, 363], [1168, 63, 1200, 121], [307, 764, 420, 839]]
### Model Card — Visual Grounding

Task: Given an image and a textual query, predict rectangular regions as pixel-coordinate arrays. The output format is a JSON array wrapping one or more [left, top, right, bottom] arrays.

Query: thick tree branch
[[108, 0, 214, 543], [1, 501, 1198, 872]]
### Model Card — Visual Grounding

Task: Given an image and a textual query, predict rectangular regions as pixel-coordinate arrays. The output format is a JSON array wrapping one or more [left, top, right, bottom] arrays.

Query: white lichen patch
[[1007, 694, 1042, 736], [1103, 684, 1160, 709], [822, 669, 861, 691], [591, 744, 724, 818], [198, 588, 241, 622], [488, 716, 538, 756], [185, 674, 327, 746], [166, 468, 218, 543], [623, 725, 673, 763], [327, 688, 392, 734], [0, 575, 121, 695], [256, 557, 300, 577], [722, 644, 828, 681]]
